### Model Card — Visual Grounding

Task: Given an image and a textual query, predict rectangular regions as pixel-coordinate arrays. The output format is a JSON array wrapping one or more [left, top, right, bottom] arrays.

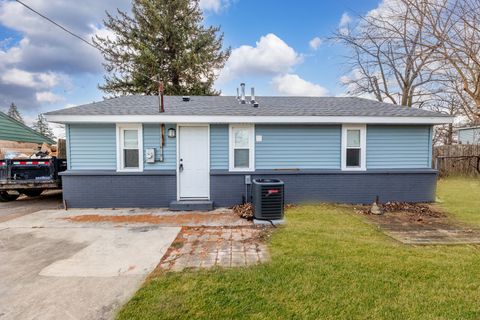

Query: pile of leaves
[[357, 202, 445, 218], [233, 203, 296, 220], [232, 203, 254, 220], [383, 202, 443, 217]]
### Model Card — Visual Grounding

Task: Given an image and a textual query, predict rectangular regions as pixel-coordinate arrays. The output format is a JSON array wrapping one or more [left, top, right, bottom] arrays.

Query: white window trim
[[116, 123, 143, 172], [229, 124, 255, 172], [341, 124, 366, 171]]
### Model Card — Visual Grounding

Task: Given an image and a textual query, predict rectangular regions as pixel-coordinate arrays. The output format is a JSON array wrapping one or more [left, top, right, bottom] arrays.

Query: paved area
[[0, 190, 63, 223], [366, 211, 480, 245], [159, 226, 270, 272], [0, 205, 255, 319], [0, 209, 180, 320]]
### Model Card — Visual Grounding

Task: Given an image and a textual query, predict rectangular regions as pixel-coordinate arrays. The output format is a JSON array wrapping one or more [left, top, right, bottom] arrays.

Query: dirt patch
[[356, 202, 480, 244], [61, 211, 249, 226], [356, 202, 445, 223]]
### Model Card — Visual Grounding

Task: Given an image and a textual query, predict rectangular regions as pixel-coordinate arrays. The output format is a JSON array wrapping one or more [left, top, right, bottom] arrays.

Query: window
[[117, 124, 143, 172], [342, 124, 366, 170], [229, 124, 254, 171]]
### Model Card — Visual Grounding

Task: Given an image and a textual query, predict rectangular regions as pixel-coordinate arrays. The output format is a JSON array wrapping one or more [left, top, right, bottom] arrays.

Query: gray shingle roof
[[44, 95, 450, 118]]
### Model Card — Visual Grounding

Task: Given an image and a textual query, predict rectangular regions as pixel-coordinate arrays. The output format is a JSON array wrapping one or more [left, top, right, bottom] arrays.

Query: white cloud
[[340, 12, 352, 27], [36, 91, 64, 103], [219, 33, 302, 82], [338, 12, 352, 35], [272, 74, 329, 96], [1, 68, 59, 89], [199, 0, 230, 13], [309, 37, 322, 50], [0, 0, 130, 112]]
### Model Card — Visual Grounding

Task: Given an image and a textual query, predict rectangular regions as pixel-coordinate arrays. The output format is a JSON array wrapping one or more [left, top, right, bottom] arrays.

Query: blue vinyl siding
[[210, 124, 229, 169], [255, 125, 341, 169], [143, 123, 176, 170], [458, 127, 480, 144], [65, 124, 71, 170], [68, 124, 116, 170], [67, 123, 434, 172], [367, 125, 431, 169]]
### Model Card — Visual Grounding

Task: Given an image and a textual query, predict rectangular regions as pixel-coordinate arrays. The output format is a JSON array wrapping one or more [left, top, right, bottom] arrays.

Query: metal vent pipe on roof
[[240, 83, 246, 104], [250, 87, 255, 103], [158, 82, 165, 113]]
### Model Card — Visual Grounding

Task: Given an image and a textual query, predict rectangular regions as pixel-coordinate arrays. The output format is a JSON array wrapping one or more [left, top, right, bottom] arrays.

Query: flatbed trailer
[[0, 157, 67, 201]]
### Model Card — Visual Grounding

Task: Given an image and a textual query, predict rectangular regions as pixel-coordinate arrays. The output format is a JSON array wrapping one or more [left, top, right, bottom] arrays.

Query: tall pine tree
[[7, 103, 24, 124], [32, 114, 56, 141], [94, 0, 230, 96]]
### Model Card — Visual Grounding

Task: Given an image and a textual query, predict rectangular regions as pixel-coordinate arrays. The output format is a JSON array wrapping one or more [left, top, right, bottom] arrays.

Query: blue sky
[[0, 0, 381, 126]]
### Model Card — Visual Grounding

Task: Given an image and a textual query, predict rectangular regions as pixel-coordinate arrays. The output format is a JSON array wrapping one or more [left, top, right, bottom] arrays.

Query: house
[[44, 93, 453, 209], [0, 111, 55, 159], [457, 126, 480, 144]]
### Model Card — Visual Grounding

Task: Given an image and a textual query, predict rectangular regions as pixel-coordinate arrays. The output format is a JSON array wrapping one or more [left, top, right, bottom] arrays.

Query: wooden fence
[[433, 144, 480, 177]]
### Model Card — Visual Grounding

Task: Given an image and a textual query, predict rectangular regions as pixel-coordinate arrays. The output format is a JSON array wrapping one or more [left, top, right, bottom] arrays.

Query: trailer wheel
[[0, 191, 20, 202], [22, 190, 43, 197]]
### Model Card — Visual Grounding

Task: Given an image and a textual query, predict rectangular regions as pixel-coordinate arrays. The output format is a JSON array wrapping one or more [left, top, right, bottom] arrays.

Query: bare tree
[[431, 95, 463, 145], [409, 0, 480, 119], [334, 0, 443, 107]]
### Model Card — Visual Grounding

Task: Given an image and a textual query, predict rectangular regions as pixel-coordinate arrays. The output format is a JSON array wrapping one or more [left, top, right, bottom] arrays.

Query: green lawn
[[118, 178, 480, 320], [437, 177, 480, 227]]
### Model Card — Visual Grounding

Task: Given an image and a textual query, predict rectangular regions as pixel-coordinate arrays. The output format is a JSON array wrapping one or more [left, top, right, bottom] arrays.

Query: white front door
[[178, 125, 209, 199]]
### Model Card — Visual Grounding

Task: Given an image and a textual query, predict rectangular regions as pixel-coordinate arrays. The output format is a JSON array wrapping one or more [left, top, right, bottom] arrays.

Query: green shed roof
[[0, 111, 55, 144]]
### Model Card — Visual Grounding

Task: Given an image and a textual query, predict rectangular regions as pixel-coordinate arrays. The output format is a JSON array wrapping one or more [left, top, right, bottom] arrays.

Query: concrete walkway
[[0, 209, 180, 320]]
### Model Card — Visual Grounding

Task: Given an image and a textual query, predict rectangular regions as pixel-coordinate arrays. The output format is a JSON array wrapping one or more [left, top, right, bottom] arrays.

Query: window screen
[[231, 127, 252, 170], [346, 129, 361, 168], [122, 129, 139, 168]]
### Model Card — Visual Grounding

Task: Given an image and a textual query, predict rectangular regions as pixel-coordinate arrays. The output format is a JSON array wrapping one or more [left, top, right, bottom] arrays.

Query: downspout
[[158, 81, 165, 161], [160, 123, 165, 162]]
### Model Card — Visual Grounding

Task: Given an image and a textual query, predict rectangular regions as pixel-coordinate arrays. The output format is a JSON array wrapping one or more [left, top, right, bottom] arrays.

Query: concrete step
[[169, 200, 214, 211]]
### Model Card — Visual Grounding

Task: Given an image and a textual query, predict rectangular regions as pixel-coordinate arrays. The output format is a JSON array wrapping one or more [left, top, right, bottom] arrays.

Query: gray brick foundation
[[61, 169, 437, 208], [61, 171, 176, 208]]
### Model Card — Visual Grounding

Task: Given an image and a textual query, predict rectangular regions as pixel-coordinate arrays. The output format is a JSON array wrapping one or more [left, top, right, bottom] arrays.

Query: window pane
[[346, 148, 360, 167], [234, 149, 249, 168], [124, 149, 139, 168], [347, 130, 360, 148], [234, 128, 249, 148], [124, 130, 138, 148]]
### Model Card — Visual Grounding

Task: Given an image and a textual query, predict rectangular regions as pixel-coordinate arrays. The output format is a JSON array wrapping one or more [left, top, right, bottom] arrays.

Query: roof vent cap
[[240, 83, 246, 104], [182, 96, 190, 102]]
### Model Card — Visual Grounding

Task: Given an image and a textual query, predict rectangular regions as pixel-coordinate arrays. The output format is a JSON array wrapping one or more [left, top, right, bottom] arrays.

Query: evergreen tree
[[7, 103, 24, 124], [94, 0, 230, 96], [32, 114, 56, 140]]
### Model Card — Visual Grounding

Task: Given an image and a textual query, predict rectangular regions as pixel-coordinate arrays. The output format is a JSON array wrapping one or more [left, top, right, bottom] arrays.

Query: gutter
[[44, 114, 455, 125]]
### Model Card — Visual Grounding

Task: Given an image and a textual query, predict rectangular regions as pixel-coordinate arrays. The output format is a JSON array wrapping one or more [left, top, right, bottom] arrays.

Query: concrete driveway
[[0, 190, 64, 223], [0, 207, 180, 320]]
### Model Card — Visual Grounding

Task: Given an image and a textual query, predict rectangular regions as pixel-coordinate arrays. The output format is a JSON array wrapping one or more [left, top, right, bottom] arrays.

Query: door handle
[[179, 163, 184, 172]]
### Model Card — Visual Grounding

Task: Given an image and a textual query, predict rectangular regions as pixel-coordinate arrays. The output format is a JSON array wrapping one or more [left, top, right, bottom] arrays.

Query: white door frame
[[176, 123, 210, 201]]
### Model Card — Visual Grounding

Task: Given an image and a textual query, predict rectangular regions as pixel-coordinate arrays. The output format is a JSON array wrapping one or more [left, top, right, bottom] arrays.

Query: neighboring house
[[0, 111, 55, 158], [44, 95, 452, 209], [457, 126, 480, 144]]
